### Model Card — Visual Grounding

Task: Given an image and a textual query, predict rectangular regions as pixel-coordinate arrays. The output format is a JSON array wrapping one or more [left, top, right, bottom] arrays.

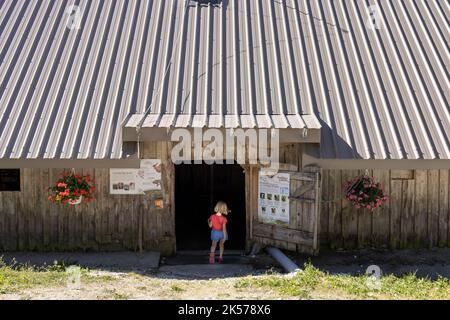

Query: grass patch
[[0, 259, 69, 294], [326, 272, 450, 300], [103, 289, 131, 300], [235, 263, 450, 300], [170, 284, 185, 293], [236, 264, 323, 299], [0, 257, 109, 294]]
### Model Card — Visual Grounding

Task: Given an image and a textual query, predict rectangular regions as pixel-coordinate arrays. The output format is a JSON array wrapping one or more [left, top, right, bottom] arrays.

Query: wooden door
[[251, 167, 321, 255]]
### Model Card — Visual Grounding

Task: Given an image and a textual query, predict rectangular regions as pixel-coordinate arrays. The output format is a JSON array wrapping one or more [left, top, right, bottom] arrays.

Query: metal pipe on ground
[[265, 247, 301, 273]]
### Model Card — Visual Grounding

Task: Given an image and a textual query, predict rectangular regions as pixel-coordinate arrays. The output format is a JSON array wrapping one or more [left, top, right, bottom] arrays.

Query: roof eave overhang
[[303, 145, 450, 170], [122, 127, 322, 144], [0, 158, 141, 169]]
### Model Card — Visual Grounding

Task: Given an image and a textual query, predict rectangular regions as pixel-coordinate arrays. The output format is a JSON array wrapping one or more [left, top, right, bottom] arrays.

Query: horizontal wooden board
[[253, 223, 314, 247]]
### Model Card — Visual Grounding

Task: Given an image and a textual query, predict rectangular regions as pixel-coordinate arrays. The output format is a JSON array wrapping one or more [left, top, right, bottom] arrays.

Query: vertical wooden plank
[[319, 170, 329, 246], [67, 170, 76, 250], [341, 170, 358, 249], [428, 170, 439, 247], [372, 170, 390, 247], [167, 142, 177, 252], [289, 177, 300, 229], [33, 169, 44, 250], [287, 174, 298, 252], [390, 178, 402, 248], [4, 191, 15, 250], [313, 170, 321, 254], [438, 170, 449, 247], [400, 179, 415, 248], [49, 169, 59, 250], [448, 170, 450, 248], [27, 168, 36, 250], [42, 168, 50, 249], [296, 175, 312, 253], [118, 194, 125, 249], [298, 144, 303, 169], [103, 167, 112, 246], [17, 168, 28, 250], [94, 169, 103, 247], [85, 168, 95, 249], [0, 190, 4, 250], [415, 170, 428, 247], [11, 190, 19, 250], [328, 169, 343, 249], [358, 170, 373, 248]]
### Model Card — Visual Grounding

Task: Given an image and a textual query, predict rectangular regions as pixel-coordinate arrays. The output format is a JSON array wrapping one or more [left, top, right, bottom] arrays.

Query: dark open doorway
[[175, 163, 246, 251]]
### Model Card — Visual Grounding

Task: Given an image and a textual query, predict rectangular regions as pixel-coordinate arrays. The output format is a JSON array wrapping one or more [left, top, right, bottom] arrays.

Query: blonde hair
[[214, 201, 228, 215]]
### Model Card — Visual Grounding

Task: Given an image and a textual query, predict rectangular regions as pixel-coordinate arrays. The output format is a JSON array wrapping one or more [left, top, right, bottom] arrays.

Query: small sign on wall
[[258, 171, 290, 227], [110, 159, 162, 195]]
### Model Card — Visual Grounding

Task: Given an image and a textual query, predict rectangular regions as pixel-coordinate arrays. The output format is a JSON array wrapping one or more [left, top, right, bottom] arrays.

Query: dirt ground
[[1, 248, 450, 300], [0, 269, 290, 300]]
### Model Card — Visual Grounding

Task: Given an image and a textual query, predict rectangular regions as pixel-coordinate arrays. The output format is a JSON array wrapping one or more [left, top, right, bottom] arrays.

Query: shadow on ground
[[158, 251, 281, 280], [0, 252, 160, 272], [0, 251, 281, 280], [289, 248, 450, 280], [3, 248, 450, 281]]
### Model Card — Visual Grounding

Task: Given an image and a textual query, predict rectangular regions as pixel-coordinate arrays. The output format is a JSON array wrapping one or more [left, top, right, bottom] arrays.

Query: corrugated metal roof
[[0, 0, 449, 161]]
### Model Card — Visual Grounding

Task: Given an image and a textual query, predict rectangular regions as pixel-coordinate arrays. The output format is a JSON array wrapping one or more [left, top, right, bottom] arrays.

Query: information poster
[[258, 171, 290, 226], [110, 159, 162, 195]]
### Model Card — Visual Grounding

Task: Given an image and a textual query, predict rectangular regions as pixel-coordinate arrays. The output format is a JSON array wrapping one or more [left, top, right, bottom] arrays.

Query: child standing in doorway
[[208, 201, 228, 264]]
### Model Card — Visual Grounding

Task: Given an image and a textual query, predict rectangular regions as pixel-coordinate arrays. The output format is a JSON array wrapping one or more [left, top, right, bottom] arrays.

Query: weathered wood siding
[[320, 169, 450, 249], [0, 142, 176, 254], [1, 138, 449, 253]]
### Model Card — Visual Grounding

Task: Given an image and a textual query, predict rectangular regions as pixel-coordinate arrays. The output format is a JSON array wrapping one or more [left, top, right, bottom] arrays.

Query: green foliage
[[170, 284, 185, 292], [48, 172, 96, 204], [344, 175, 388, 210], [236, 264, 323, 299], [0, 262, 67, 294], [235, 263, 450, 300]]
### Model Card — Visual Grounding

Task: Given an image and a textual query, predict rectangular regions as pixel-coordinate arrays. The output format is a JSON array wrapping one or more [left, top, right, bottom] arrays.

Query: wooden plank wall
[[320, 169, 450, 249], [0, 142, 176, 254], [2, 137, 449, 253]]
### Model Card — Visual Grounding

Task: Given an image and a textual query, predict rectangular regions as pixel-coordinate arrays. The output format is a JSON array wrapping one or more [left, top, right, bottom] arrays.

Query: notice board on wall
[[110, 159, 162, 195], [258, 171, 290, 227]]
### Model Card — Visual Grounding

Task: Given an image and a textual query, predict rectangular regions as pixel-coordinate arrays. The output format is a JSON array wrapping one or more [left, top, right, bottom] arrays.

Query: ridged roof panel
[[0, 0, 448, 160]]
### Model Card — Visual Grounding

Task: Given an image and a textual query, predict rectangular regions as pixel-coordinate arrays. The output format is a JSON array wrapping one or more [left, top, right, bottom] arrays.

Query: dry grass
[[1, 259, 449, 300]]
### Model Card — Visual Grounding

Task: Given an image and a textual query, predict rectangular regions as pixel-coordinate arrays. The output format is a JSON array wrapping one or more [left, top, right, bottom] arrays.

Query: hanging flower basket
[[48, 172, 96, 205], [68, 196, 83, 205], [344, 175, 389, 211]]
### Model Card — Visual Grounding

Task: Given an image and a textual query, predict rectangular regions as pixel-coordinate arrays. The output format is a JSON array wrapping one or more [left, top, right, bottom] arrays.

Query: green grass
[[0, 258, 108, 294], [235, 264, 323, 299], [2, 256, 450, 300], [103, 289, 131, 300], [170, 284, 185, 292], [0, 259, 69, 294], [235, 264, 450, 300]]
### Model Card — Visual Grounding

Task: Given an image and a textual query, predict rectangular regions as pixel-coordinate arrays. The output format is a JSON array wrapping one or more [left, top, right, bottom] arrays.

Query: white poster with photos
[[258, 171, 290, 227], [110, 159, 162, 195]]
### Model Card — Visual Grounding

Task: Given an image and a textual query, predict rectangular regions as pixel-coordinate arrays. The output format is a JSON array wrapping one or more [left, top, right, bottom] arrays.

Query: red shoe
[[218, 257, 223, 264], [209, 253, 215, 264]]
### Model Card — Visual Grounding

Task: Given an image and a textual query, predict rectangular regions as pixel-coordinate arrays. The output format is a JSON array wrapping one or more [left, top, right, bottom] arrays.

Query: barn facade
[[0, 0, 449, 255]]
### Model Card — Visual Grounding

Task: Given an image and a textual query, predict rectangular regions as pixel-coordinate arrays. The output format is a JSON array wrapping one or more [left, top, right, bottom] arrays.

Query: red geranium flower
[[48, 171, 96, 205]]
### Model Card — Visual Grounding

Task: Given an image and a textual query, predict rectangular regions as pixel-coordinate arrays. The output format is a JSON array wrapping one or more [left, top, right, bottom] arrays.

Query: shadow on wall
[[315, 121, 363, 159]]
